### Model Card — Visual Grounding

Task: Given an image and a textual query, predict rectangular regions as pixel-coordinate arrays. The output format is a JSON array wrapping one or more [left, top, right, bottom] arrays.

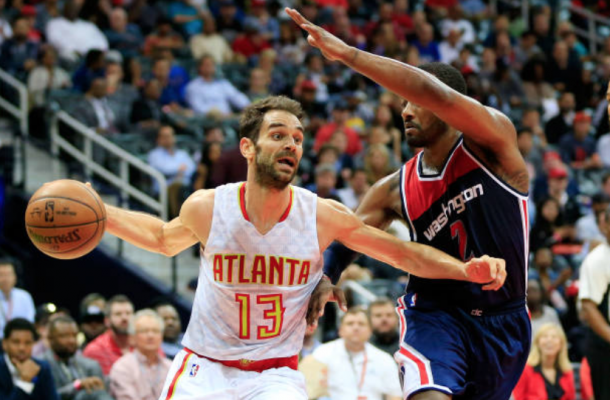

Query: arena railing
[[50, 111, 169, 224]]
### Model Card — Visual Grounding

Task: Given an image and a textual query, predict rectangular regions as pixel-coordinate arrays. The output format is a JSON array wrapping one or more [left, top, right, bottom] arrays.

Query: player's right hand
[[306, 276, 347, 326], [464, 255, 506, 291]]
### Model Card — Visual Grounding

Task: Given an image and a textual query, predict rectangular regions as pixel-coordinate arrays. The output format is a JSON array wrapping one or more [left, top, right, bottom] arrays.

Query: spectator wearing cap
[[189, 16, 233, 64], [0, 259, 35, 341], [215, 0, 244, 45], [0, 15, 39, 81], [545, 92, 576, 145], [109, 310, 172, 400], [152, 303, 183, 360], [314, 100, 363, 156], [185, 54, 250, 117], [21, 5, 42, 42], [78, 294, 106, 349], [104, 8, 143, 59], [46, 0, 108, 63], [1, 318, 59, 400], [545, 165, 581, 225], [83, 295, 134, 376], [232, 19, 271, 63], [142, 17, 184, 58], [42, 316, 113, 400], [577, 193, 610, 244], [559, 111, 602, 171]]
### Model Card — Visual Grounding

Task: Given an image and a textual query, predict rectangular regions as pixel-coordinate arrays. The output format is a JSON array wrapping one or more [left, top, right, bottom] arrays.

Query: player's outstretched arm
[[318, 198, 506, 290], [104, 190, 212, 257], [285, 8, 522, 157]]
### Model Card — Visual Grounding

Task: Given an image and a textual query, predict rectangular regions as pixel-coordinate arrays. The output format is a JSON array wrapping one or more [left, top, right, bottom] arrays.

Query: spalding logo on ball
[[25, 180, 106, 259]]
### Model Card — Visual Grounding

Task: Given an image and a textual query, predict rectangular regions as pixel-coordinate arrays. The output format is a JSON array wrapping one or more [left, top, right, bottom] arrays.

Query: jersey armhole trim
[[399, 166, 417, 241]]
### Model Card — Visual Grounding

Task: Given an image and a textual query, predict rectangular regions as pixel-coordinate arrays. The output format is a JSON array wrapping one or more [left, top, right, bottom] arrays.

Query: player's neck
[[422, 130, 460, 172], [243, 181, 291, 230]]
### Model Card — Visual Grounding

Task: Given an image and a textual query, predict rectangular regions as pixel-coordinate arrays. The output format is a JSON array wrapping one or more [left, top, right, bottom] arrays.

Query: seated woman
[[513, 323, 575, 400]]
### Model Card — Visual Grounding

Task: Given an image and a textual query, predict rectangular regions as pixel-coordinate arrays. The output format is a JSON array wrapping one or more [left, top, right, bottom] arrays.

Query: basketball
[[25, 180, 106, 260]]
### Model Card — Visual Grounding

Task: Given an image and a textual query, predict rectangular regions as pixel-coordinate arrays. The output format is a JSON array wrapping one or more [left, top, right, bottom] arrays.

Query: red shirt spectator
[[314, 103, 363, 156], [513, 364, 575, 400], [83, 330, 132, 376]]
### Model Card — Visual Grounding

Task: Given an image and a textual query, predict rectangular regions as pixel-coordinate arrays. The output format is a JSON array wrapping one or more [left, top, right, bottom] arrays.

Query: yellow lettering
[[297, 261, 310, 285], [252, 255, 267, 284], [269, 256, 283, 285]]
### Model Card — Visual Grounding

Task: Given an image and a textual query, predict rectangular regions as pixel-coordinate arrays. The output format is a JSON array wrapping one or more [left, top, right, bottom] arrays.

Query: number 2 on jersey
[[235, 293, 285, 340], [450, 220, 474, 261]]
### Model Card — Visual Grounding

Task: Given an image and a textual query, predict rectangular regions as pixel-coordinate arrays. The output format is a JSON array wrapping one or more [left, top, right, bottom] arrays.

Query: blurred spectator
[[530, 247, 572, 307], [232, 19, 271, 63], [364, 144, 393, 185], [410, 23, 440, 63], [310, 307, 402, 400], [514, 30, 543, 71], [517, 128, 544, 178], [152, 303, 183, 360], [337, 168, 369, 210], [547, 41, 582, 94], [32, 304, 68, 359], [578, 206, 610, 400], [150, 56, 189, 107], [104, 8, 143, 59], [275, 20, 306, 66], [314, 101, 362, 156], [35, 0, 60, 33], [209, 145, 247, 187], [168, 0, 207, 38], [83, 295, 134, 376], [215, 0, 243, 44], [527, 278, 562, 339], [531, 197, 563, 251], [493, 59, 524, 112], [521, 56, 557, 113], [73, 77, 119, 135], [246, 68, 270, 101], [143, 17, 184, 58], [72, 49, 106, 93], [0, 16, 39, 81], [148, 125, 196, 218], [308, 163, 339, 200], [559, 112, 601, 171], [576, 192, 610, 244], [193, 141, 222, 190], [0, 259, 35, 340], [130, 79, 163, 135], [27, 46, 71, 108], [244, 0, 279, 42], [300, 53, 329, 103], [0, 0, 12, 46], [106, 59, 138, 132], [185, 55, 250, 117], [294, 80, 326, 132], [78, 294, 106, 350], [545, 92, 576, 145], [46, 0, 108, 63], [257, 48, 286, 95], [300, 322, 320, 359], [439, 4, 475, 46], [532, 9, 554, 58], [438, 28, 462, 65], [42, 315, 112, 400], [513, 323, 575, 400], [557, 22, 587, 59], [189, 17, 233, 64], [368, 126, 400, 164], [521, 109, 548, 149], [1, 318, 59, 400], [109, 310, 171, 400], [367, 298, 399, 356]]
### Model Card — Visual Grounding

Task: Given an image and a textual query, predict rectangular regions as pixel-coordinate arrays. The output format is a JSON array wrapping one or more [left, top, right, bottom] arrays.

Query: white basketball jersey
[[182, 182, 324, 361]]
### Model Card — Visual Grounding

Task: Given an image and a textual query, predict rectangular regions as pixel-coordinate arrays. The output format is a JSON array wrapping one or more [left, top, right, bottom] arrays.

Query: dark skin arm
[[581, 299, 610, 344]]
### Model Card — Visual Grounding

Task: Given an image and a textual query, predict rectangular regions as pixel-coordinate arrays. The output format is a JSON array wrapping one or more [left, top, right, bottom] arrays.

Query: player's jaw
[[254, 145, 299, 190]]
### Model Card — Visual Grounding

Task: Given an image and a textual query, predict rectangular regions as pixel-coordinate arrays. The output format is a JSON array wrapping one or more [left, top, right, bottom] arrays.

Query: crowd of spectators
[[2, 0, 610, 397]]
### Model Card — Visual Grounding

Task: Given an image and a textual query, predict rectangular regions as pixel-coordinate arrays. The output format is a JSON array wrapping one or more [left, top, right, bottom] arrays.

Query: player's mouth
[[277, 157, 296, 170], [404, 123, 419, 134]]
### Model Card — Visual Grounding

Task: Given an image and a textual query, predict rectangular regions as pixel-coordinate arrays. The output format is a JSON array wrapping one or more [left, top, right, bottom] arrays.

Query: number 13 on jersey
[[235, 293, 286, 340]]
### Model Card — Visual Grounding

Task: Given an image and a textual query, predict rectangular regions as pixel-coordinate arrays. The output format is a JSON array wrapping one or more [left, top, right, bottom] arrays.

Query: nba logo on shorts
[[189, 364, 199, 377]]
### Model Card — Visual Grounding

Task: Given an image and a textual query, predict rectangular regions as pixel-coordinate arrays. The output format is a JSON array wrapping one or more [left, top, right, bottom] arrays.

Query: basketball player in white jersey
[[98, 96, 507, 400]]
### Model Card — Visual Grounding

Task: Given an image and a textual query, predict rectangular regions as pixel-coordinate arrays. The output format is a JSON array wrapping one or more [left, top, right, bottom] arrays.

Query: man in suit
[[73, 77, 119, 136], [0, 318, 59, 400], [41, 316, 112, 400]]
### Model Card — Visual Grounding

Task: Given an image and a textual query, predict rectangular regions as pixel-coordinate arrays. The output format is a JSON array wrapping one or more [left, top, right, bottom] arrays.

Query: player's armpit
[[580, 299, 610, 344], [355, 170, 402, 230]]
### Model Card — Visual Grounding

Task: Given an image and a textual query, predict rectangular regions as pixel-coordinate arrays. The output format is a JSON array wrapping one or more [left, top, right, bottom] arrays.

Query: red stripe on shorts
[[399, 347, 430, 385], [165, 352, 191, 400]]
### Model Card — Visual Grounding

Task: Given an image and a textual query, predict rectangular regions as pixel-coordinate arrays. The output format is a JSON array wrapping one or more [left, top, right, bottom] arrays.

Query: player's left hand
[[465, 255, 506, 291], [306, 276, 347, 326]]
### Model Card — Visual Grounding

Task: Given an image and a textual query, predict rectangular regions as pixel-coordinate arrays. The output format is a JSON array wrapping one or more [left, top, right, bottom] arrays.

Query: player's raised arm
[[285, 8, 521, 156], [105, 189, 210, 257], [318, 198, 506, 290]]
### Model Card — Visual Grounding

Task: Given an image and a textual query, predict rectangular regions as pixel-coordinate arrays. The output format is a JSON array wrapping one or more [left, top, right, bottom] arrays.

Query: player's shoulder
[[183, 189, 216, 209], [583, 243, 610, 269]]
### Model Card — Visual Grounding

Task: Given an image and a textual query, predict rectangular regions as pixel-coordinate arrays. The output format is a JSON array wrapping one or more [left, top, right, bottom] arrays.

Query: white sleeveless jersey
[[182, 182, 324, 361]]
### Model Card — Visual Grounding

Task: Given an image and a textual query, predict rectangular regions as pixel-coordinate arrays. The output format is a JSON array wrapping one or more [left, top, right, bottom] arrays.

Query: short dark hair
[[4, 318, 37, 341], [418, 62, 467, 95], [517, 128, 533, 137], [105, 294, 133, 317], [85, 49, 105, 68], [367, 297, 395, 318], [48, 315, 77, 335], [239, 96, 304, 144]]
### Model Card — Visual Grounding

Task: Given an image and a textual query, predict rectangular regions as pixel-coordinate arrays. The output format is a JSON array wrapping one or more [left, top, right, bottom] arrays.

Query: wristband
[[74, 379, 82, 390]]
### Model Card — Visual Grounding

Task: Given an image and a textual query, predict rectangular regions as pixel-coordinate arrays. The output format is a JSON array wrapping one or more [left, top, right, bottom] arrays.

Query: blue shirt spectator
[[147, 126, 196, 193], [0, 260, 36, 340], [168, 0, 204, 38], [104, 8, 143, 58], [0, 16, 39, 81]]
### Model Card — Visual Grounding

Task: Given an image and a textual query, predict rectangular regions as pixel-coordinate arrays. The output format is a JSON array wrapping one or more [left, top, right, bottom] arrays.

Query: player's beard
[[405, 118, 450, 148], [254, 145, 296, 190]]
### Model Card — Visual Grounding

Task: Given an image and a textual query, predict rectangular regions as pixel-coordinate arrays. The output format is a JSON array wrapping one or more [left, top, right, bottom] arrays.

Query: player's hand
[[13, 359, 41, 382], [306, 276, 347, 326], [285, 8, 353, 63], [464, 255, 506, 291]]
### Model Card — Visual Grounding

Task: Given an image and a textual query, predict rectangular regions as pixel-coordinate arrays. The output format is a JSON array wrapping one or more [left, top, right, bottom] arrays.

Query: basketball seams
[[32, 221, 100, 256], [28, 195, 99, 220]]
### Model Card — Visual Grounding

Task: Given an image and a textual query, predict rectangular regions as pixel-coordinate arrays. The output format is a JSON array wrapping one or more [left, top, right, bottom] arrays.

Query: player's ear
[[240, 137, 256, 161]]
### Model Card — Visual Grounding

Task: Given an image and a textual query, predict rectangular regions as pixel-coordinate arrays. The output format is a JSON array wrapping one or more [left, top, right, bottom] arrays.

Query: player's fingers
[[334, 287, 347, 311], [285, 8, 311, 27]]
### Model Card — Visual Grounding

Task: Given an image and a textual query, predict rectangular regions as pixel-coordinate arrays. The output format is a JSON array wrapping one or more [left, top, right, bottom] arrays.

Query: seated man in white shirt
[[0, 259, 36, 340], [1, 318, 59, 400], [184, 54, 250, 118], [147, 125, 196, 218], [309, 306, 402, 400]]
